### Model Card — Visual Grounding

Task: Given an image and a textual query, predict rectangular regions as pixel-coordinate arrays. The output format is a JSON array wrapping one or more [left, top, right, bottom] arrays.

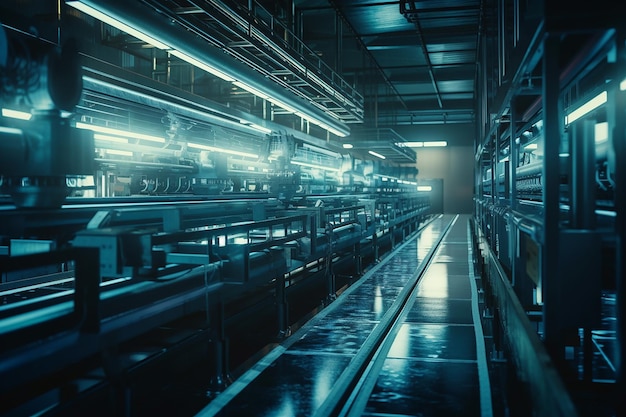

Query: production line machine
[[0, 24, 431, 416], [471, 19, 624, 416]]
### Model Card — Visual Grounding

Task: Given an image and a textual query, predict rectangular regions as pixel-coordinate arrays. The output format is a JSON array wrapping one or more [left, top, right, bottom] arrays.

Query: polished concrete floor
[[198, 215, 490, 417]]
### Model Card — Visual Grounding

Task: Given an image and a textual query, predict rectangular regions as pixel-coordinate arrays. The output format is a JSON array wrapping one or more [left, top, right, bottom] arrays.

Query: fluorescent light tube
[[417, 185, 432, 192], [326, 126, 348, 138], [267, 97, 298, 114], [342, 143, 353, 149], [76, 122, 165, 143], [248, 123, 272, 134], [398, 141, 447, 148], [66, 1, 171, 50], [188, 142, 258, 158], [239, 119, 272, 134], [423, 141, 447, 147], [93, 134, 129, 144], [2, 108, 32, 120], [233, 81, 269, 99], [368, 150, 386, 159], [105, 149, 133, 156], [170, 50, 235, 82], [565, 91, 607, 124], [290, 160, 340, 172]]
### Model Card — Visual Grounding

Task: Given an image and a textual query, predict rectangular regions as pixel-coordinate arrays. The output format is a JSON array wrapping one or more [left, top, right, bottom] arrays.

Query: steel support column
[[541, 31, 563, 359], [570, 120, 596, 229], [611, 26, 626, 410]]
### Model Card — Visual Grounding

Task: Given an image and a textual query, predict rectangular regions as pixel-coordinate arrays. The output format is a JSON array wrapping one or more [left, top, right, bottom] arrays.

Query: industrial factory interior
[[0, 0, 624, 416]]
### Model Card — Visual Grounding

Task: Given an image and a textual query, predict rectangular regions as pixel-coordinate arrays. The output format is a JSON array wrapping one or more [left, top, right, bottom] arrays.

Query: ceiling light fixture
[[2, 108, 32, 120], [188, 142, 259, 158], [342, 143, 353, 149], [170, 50, 235, 82], [105, 149, 134, 157], [565, 91, 607, 125], [66, 0, 349, 138], [239, 119, 272, 134], [423, 141, 447, 147], [76, 122, 166, 143], [290, 160, 340, 172], [368, 150, 386, 160], [93, 133, 129, 144], [233, 81, 269, 99], [396, 141, 447, 148], [66, 1, 170, 50]]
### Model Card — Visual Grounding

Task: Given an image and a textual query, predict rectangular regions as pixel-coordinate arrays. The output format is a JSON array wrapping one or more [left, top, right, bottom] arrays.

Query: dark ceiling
[[296, 0, 482, 128]]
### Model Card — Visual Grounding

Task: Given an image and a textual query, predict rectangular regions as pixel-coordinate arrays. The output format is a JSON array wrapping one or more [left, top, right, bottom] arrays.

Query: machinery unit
[[0, 8, 432, 415]]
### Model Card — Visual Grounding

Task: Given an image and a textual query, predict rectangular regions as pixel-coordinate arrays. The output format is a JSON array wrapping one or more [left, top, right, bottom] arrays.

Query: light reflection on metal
[[564, 90, 607, 125], [66, 0, 350, 138], [76, 122, 165, 143], [290, 160, 340, 172], [187, 142, 258, 159]]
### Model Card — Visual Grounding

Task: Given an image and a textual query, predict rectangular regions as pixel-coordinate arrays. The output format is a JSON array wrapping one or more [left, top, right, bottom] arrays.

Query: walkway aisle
[[362, 214, 491, 417], [196, 214, 490, 417]]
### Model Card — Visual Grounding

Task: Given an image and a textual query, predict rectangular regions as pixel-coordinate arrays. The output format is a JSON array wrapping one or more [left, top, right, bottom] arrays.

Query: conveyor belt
[[196, 214, 491, 417]]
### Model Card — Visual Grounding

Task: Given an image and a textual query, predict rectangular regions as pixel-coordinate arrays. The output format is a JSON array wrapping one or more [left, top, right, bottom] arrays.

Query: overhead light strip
[[188, 142, 258, 159], [233, 81, 269, 99], [2, 108, 32, 120], [93, 133, 129, 144], [170, 50, 235, 82], [105, 149, 134, 157], [76, 122, 166, 143], [66, 1, 348, 138], [565, 90, 607, 125], [423, 141, 447, 147], [368, 150, 386, 160], [66, 1, 170, 50], [290, 160, 340, 172], [396, 141, 447, 148]]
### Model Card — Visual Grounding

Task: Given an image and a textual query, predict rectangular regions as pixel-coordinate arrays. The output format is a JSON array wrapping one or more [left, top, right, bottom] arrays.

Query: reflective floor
[[198, 215, 488, 417]]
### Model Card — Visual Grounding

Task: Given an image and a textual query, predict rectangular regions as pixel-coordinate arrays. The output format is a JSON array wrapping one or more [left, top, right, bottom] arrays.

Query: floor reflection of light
[[374, 296, 383, 318], [417, 273, 448, 298], [312, 361, 334, 410], [268, 392, 295, 417], [420, 227, 433, 244], [417, 248, 430, 260], [421, 324, 446, 348], [388, 324, 411, 359]]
